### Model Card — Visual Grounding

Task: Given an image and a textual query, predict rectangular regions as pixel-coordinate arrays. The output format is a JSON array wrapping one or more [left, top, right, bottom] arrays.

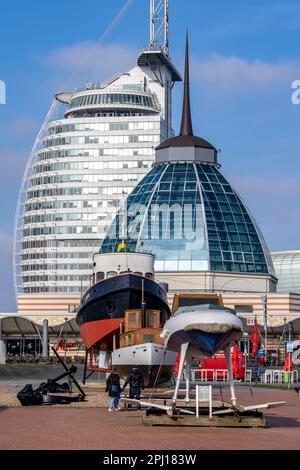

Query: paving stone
[[0, 389, 299, 450]]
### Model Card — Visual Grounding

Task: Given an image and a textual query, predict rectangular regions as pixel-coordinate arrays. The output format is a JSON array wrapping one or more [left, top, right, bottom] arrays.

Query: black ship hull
[[76, 274, 171, 350]]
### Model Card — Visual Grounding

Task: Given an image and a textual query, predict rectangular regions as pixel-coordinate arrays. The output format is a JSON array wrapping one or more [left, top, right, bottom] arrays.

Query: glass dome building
[[100, 35, 276, 287], [101, 161, 274, 276]]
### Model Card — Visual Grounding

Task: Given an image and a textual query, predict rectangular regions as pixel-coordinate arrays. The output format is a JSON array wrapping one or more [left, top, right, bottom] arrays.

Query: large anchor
[[17, 347, 86, 406]]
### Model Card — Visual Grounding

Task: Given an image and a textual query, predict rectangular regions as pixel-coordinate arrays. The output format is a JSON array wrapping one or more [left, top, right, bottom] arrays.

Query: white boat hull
[[112, 343, 177, 386], [161, 306, 243, 358]]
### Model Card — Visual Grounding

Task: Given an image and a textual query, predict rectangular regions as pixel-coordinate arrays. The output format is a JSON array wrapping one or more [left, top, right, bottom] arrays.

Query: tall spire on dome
[[179, 30, 193, 137], [155, 30, 217, 161]]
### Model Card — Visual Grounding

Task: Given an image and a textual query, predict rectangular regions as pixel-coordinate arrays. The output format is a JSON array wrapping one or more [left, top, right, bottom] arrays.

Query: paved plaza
[[0, 388, 299, 450]]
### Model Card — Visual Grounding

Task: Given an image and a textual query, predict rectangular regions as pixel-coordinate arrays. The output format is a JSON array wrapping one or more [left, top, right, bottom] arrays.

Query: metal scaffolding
[[150, 0, 169, 55]]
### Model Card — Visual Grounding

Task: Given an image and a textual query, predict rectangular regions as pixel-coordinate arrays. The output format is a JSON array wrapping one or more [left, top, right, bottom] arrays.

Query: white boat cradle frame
[[171, 341, 238, 408], [159, 301, 244, 409], [121, 301, 243, 415], [121, 328, 287, 417]]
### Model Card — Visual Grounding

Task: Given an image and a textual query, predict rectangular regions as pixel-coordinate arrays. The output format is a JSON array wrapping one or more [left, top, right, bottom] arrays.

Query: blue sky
[[1, 0, 300, 311]]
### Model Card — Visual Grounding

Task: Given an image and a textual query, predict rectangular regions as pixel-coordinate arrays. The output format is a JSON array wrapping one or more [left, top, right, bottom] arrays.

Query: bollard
[[0, 319, 6, 364], [42, 319, 49, 360]]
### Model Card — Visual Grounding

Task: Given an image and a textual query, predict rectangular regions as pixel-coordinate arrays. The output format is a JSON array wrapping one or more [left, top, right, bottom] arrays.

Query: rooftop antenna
[[150, 0, 169, 55]]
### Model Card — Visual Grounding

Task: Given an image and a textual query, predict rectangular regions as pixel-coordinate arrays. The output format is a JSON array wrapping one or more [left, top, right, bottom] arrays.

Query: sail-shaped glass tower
[[100, 35, 276, 292], [14, 45, 181, 301]]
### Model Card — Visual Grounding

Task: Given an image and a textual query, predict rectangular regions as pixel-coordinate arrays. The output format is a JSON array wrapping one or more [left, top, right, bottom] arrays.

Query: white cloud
[[45, 41, 139, 87], [0, 148, 28, 185], [45, 41, 300, 98], [191, 55, 300, 95], [7, 119, 38, 137]]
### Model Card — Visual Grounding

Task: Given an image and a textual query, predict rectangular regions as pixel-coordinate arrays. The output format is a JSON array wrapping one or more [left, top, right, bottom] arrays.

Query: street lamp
[[261, 294, 268, 363]]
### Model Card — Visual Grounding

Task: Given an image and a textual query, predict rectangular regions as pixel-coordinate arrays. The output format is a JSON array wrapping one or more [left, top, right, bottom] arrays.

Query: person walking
[[123, 367, 144, 405], [106, 368, 121, 412]]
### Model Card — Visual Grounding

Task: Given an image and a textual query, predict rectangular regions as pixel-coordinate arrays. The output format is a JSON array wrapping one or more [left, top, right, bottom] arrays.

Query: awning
[[0, 316, 80, 337], [240, 317, 300, 335]]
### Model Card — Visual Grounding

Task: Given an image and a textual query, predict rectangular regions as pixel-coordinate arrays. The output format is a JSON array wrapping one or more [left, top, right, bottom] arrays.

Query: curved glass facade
[[272, 252, 300, 293], [101, 162, 275, 276]]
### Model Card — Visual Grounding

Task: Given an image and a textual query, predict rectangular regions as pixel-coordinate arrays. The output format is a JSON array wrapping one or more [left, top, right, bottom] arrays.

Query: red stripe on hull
[[80, 318, 121, 350]]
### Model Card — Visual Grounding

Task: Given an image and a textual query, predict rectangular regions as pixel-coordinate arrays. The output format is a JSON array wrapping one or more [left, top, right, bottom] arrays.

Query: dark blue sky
[[1, 0, 300, 311]]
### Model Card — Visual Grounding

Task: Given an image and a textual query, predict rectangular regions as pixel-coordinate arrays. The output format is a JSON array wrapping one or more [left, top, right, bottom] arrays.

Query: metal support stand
[[185, 353, 191, 403], [224, 345, 237, 406], [0, 319, 6, 365], [82, 347, 112, 384], [172, 342, 189, 405]]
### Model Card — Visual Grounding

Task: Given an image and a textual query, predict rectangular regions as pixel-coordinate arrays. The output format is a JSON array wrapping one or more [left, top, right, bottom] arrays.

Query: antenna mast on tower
[[150, 0, 169, 56]]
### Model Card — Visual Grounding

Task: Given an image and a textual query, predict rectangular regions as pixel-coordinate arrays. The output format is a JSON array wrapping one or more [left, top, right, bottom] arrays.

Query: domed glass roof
[[100, 161, 275, 276], [100, 34, 275, 278]]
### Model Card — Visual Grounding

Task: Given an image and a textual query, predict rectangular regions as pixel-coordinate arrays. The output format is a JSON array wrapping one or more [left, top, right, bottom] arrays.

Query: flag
[[283, 352, 294, 384], [251, 320, 261, 358], [117, 242, 127, 253], [232, 343, 240, 379], [175, 353, 181, 377], [284, 352, 293, 372]]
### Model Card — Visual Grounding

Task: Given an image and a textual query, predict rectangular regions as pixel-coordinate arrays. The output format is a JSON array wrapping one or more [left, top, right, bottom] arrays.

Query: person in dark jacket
[[105, 368, 121, 412], [123, 367, 144, 401]]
